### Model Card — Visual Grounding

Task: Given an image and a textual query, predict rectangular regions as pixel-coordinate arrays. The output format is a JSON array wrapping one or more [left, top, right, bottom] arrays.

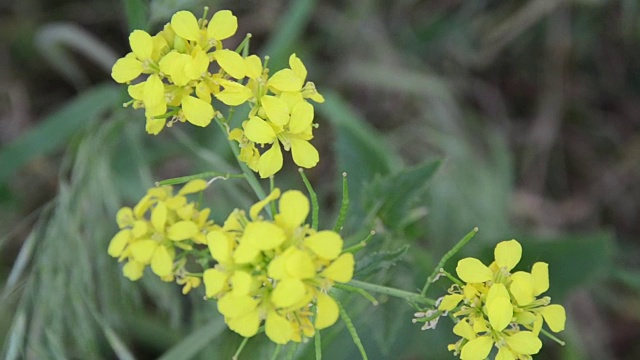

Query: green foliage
[[354, 245, 409, 279], [363, 159, 441, 231]]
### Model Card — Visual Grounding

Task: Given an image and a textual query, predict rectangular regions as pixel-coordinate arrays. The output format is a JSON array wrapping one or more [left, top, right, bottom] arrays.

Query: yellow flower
[[108, 180, 214, 284], [202, 189, 354, 344], [428, 239, 566, 359]]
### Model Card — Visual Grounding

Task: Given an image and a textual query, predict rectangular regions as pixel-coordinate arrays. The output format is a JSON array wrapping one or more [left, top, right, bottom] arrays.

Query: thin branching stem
[[337, 300, 368, 360], [333, 172, 349, 232], [421, 227, 479, 296], [232, 337, 249, 360], [314, 329, 322, 360], [156, 171, 243, 186], [298, 169, 318, 230], [215, 119, 268, 208], [346, 280, 435, 305]]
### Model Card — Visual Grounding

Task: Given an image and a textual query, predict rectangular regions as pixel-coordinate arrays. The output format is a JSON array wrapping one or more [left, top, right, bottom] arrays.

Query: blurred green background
[[1, 0, 639, 359]]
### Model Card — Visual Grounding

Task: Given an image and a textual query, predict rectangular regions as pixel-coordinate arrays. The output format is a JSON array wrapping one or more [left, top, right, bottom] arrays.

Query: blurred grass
[[1, 0, 639, 359]]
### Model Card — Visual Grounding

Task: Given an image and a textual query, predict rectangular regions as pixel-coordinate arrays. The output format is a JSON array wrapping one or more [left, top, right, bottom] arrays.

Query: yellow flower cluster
[[111, 9, 241, 134], [438, 240, 566, 360], [203, 188, 354, 344], [111, 9, 325, 178], [227, 54, 325, 178], [107, 180, 213, 293]]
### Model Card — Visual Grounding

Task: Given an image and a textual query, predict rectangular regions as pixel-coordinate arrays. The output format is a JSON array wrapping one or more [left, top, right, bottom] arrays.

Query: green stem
[[337, 300, 368, 360], [333, 172, 349, 232], [299, 169, 318, 230], [421, 227, 478, 296], [156, 171, 243, 186], [314, 329, 322, 360], [346, 280, 435, 305], [334, 283, 378, 305], [232, 337, 249, 360], [343, 231, 375, 253], [540, 328, 566, 346], [215, 119, 268, 203]]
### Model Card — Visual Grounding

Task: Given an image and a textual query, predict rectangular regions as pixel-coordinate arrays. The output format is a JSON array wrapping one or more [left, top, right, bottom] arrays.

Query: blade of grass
[[0, 84, 120, 183], [157, 315, 225, 360]]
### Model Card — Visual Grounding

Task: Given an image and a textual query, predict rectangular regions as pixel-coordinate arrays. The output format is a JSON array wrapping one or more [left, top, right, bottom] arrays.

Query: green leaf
[[0, 84, 121, 184], [363, 159, 441, 230], [319, 91, 402, 227], [157, 314, 226, 360], [355, 245, 409, 278]]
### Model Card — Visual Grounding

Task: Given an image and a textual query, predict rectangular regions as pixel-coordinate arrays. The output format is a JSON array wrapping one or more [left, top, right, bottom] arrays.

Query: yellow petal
[[178, 179, 208, 195], [129, 30, 153, 59], [504, 331, 542, 355], [129, 239, 158, 264], [289, 53, 307, 82], [439, 294, 463, 312], [261, 95, 290, 126], [496, 347, 515, 360], [487, 295, 512, 331], [452, 319, 475, 340], [116, 207, 135, 228], [509, 271, 535, 306], [249, 188, 281, 220], [258, 143, 283, 178], [304, 231, 342, 260], [315, 292, 339, 330], [494, 239, 522, 271], [145, 117, 166, 135], [275, 190, 309, 229], [268, 68, 304, 92], [541, 304, 566, 332], [242, 221, 286, 250], [150, 245, 174, 277], [288, 101, 314, 134], [266, 311, 294, 344], [127, 82, 145, 100], [321, 253, 354, 283], [289, 138, 319, 168], [181, 95, 213, 127], [272, 278, 306, 308], [108, 229, 131, 257], [245, 55, 262, 79], [111, 56, 142, 83], [226, 309, 260, 337], [231, 270, 254, 296], [203, 268, 228, 298], [123, 261, 145, 281], [143, 74, 166, 117], [171, 11, 200, 41], [531, 262, 549, 295], [218, 294, 258, 318], [233, 242, 260, 264], [167, 221, 199, 241], [460, 336, 493, 360], [284, 248, 316, 279], [456, 258, 492, 283], [207, 230, 234, 262], [151, 202, 167, 232], [214, 49, 246, 79], [214, 82, 253, 106], [244, 116, 277, 144], [185, 47, 209, 79], [207, 10, 238, 41], [267, 252, 287, 280]]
